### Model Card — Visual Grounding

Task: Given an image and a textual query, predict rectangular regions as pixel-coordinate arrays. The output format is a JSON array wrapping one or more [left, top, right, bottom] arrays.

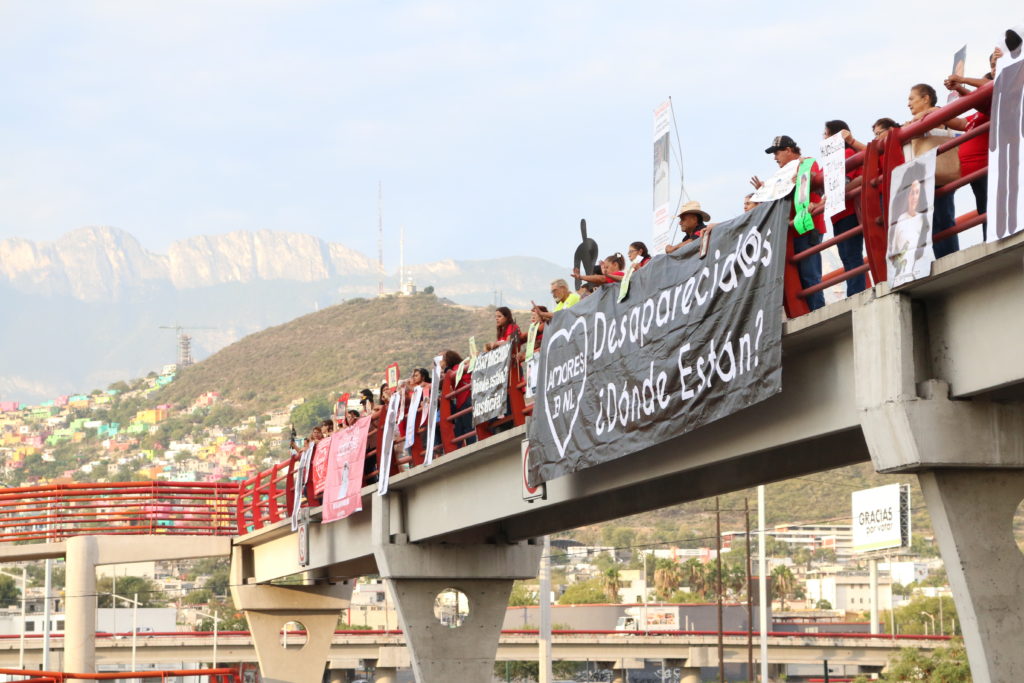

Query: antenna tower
[[177, 334, 194, 368], [377, 181, 384, 297]]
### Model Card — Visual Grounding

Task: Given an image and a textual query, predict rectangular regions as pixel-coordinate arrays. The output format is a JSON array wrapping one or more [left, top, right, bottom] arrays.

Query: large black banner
[[472, 343, 512, 425], [527, 200, 790, 485]]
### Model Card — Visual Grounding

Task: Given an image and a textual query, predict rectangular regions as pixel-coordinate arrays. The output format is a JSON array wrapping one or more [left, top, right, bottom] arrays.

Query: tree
[[601, 566, 622, 603], [290, 396, 334, 434], [557, 579, 607, 605], [853, 640, 971, 682], [204, 569, 230, 597], [494, 660, 582, 682], [508, 581, 538, 606], [771, 565, 797, 610], [815, 599, 833, 610], [96, 575, 166, 608], [682, 559, 709, 600], [653, 559, 685, 600], [196, 597, 248, 631], [885, 594, 959, 636], [0, 575, 20, 607]]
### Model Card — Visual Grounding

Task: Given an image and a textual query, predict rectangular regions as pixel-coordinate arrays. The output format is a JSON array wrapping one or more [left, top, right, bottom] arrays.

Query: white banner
[[652, 100, 672, 254], [852, 484, 909, 553], [424, 356, 442, 465], [820, 133, 847, 221]]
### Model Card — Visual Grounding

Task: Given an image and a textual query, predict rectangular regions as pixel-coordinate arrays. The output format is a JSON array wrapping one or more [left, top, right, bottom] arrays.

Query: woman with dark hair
[[439, 349, 475, 447], [822, 119, 867, 296], [359, 388, 375, 416], [345, 409, 360, 427], [485, 307, 520, 351], [627, 242, 651, 269], [573, 253, 626, 284]]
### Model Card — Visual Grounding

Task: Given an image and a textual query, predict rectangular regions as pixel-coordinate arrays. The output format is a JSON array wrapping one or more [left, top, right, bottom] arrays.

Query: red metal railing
[[0, 482, 238, 543], [784, 82, 992, 317], [239, 341, 530, 533], [0, 668, 240, 683], [241, 84, 1000, 531]]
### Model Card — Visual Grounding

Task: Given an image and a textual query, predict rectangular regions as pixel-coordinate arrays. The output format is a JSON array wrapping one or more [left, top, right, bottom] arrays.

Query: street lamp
[[191, 607, 222, 668], [919, 611, 936, 636], [109, 592, 141, 672], [0, 567, 27, 669]]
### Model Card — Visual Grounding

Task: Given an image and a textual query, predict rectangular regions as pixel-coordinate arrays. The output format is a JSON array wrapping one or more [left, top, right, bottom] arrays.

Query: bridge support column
[[327, 669, 353, 683], [373, 494, 542, 682], [65, 536, 99, 675], [230, 571, 352, 683], [855, 293, 1024, 683], [678, 668, 700, 683], [373, 667, 397, 683]]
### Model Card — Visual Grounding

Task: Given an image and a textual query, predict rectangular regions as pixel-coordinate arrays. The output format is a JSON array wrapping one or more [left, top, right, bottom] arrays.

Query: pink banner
[[322, 416, 371, 522], [311, 435, 334, 496]]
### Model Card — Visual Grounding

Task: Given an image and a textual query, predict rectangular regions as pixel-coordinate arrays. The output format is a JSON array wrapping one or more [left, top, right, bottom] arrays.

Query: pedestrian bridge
[[2, 81, 1023, 683]]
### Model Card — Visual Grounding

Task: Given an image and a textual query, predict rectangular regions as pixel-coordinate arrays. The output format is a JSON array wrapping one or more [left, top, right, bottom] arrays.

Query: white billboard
[[852, 483, 910, 553]]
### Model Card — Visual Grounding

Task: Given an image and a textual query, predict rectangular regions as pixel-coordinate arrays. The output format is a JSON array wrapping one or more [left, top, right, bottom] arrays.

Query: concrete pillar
[[327, 669, 352, 683], [64, 536, 99, 675], [678, 667, 701, 683], [372, 492, 542, 683], [918, 469, 1024, 683], [854, 293, 1024, 683], [373, 667, 397, 683], [230, 573, 352, 683]]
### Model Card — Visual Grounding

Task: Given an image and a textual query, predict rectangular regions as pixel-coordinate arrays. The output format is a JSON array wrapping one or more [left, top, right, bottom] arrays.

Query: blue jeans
[[793, 230, 825, 311], [832, 213, 866, 296], [932, 192, 959, 259]]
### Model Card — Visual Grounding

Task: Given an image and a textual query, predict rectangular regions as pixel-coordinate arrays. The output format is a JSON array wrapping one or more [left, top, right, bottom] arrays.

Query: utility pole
[[716, 496, 724, 683], [539, 535, 552, 683], [758, 485, 768, 683], [746, 498, 753, 682]]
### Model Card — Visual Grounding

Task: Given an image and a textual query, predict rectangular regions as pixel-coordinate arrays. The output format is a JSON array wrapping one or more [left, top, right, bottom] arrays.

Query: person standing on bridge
[[534, 278, 580, 324], [665, 201, 711, 254], [751, 135, 826, 311]]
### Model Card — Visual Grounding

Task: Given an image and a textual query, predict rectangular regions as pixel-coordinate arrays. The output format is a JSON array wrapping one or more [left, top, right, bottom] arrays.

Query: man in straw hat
[[665, 201, 711, 254]]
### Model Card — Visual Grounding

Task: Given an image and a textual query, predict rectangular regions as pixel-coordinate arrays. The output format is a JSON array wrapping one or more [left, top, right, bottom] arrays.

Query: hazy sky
[[1, 2, 1019, 269]]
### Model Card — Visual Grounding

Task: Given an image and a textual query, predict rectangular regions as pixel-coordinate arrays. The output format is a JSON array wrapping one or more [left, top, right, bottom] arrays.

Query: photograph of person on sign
[[887, 153, 937, 288], [989, 24, 1024, 241]]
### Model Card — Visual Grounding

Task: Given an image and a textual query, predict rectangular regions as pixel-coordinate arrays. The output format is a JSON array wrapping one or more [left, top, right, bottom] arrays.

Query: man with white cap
[[665, 201, 711, 254]]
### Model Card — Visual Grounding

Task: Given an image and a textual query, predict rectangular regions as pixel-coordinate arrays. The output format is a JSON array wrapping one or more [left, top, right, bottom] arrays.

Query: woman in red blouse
[[485, 307, 520, 351]]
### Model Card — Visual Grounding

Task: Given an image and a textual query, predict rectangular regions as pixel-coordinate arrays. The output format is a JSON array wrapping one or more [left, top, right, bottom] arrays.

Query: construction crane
[[158, 325, 216, 369]]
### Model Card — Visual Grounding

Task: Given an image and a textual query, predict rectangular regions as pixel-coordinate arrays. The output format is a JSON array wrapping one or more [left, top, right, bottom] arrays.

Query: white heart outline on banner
[[542, 315, 588, 460]]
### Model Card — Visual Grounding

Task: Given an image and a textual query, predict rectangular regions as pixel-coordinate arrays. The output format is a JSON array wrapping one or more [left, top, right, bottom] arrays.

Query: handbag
[[908, 127, 961, 186]]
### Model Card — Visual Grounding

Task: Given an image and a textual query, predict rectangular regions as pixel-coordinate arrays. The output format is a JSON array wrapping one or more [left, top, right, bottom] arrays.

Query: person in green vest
[[751, 135, 826, 311]]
